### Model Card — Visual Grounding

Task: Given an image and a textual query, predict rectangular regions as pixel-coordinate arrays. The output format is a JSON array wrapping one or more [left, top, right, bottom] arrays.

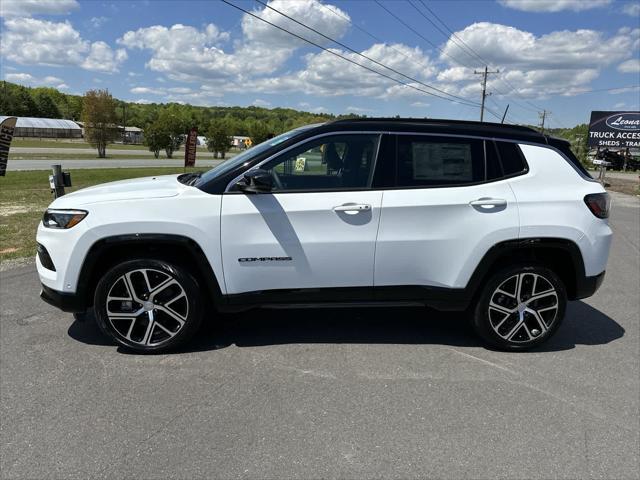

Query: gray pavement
[[7, 158, 225, 171], [10, 147, 232, 158], [1, 192, 638, 479]]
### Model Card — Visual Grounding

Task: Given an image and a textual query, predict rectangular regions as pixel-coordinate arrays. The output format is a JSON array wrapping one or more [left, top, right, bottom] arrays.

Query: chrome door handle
[[469, 198, 507, 207], [333, 203, 371, 212]]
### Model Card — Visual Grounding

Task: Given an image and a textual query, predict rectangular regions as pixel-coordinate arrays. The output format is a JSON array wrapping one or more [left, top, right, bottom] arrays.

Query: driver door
[[220, 133, 383, 301]]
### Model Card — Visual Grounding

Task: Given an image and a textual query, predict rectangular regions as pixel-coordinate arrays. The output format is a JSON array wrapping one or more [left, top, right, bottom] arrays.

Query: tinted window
[[396, 136, 485, 186], [495, 141, 527, 176], [485, 140, 503, 180], [263, 134, 380, 191]]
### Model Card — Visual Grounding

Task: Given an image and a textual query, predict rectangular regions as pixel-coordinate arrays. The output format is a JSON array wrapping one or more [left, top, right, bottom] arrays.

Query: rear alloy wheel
[[94, 259, 202, 353], [473, 265, 566, 350]]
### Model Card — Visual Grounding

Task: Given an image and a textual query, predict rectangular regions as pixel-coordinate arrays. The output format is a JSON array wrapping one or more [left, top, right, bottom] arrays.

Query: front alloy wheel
[[473, 265, 566, 350], [94, 259, 202, 352]]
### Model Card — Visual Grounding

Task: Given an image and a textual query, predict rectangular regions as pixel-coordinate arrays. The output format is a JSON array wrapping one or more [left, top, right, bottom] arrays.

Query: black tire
[[472, 264, 567, 351], [94, 259, 203, 353]]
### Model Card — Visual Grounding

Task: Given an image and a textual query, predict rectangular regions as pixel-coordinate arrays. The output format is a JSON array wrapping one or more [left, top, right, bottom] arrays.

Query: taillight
[[584, 193, 611, 219]]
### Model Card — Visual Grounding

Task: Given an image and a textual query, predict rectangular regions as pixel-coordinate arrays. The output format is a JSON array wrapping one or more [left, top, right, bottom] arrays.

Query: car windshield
[[194, 124, 321, 187]]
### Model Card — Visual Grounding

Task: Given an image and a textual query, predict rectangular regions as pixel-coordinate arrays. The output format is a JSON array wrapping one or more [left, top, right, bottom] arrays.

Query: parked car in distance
[[37, 118, 612, 353]]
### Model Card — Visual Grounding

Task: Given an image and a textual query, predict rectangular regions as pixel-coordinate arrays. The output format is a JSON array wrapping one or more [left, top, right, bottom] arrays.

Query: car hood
[[50, 174, 183, 207]]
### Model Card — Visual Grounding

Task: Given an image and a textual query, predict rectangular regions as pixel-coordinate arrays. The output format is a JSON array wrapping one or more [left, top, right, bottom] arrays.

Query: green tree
[[81, 89, 119, 158], [206, 120, 233, 159], [34, 91, 61, 118], [143, 122, 171, 158], [248, 121, 271, 146], [155, 110, 188, 158]]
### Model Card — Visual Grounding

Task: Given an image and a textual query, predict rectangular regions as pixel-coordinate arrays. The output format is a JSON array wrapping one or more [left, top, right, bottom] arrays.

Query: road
[[7, 158, 226, 171], [10, 147, 233, 158], [1, 192, 638, 479]]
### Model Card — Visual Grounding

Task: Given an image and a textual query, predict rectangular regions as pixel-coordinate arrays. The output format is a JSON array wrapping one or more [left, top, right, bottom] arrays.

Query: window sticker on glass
[[295, 157, 306, 171], [412, 143, 472, 181]]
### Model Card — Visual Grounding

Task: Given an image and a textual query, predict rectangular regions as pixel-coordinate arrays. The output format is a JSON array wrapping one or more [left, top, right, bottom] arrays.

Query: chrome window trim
[[223, 129, 595, 192]]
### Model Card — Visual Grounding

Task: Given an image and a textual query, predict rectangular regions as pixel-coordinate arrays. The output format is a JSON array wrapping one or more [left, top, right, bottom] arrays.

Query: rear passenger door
[[374, 134, 520, 293]]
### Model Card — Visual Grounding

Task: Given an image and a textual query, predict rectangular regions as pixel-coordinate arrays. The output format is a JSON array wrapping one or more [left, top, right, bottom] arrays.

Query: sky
[[0, 0, 639, 128]]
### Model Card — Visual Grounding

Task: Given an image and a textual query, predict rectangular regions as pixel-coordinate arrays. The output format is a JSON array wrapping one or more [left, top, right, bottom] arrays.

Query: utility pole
[[539, 110, 550, 134], [474, 66, 499, 122]]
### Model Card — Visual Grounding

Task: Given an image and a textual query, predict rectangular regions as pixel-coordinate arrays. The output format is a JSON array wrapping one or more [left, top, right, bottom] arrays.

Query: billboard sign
[[588, 111, 640, 149], [0, 116, 17, 177], [184, 127, 197, 167]]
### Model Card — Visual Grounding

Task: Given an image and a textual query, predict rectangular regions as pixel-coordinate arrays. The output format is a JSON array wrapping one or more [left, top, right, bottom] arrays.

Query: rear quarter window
[[495, 141, 528, 176]]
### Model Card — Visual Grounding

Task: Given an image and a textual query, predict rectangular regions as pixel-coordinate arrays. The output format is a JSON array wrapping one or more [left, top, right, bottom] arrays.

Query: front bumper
[[40, 284, 87, 313]]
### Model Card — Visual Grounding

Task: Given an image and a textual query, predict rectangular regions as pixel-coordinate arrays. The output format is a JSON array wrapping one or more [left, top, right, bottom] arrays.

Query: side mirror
[[237, 168, 273, 193]]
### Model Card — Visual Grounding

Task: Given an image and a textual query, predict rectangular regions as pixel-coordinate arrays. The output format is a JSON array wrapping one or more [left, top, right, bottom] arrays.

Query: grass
[[12, 139, 159, 150], [12, 138, 148, 150], [0, 167, 202, 263], [9, 153, 172, 160]]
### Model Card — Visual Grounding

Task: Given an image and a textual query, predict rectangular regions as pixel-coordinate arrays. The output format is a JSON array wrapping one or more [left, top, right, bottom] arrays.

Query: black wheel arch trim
[[464, 237, 592, 305], [74, 233, 224, 312]]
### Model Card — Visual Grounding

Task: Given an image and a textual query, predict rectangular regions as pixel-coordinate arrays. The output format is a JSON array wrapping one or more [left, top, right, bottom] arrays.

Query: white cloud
[[411, 101, 430, 108], [0, 0, 78, 17], [90, 16, 108, 29], [117, 23, 236, 81], [498, 0, 611, 12], [4, 72, 68, 89], [117, 0, 349, 81], [614, 102, 626, 108], [82, 42, 127, 73], [241, 43, 436, 99], [241, 0, 349, 49], [345, 106, 372, 113], [1, 18, 87, 66], [622, 3, 640, 16], [0, 18, 126, 73], [130, 87, 164, 95], [617, 58, 640, 73], [252, 99, 272, 107], [439, 23, 640, 98]]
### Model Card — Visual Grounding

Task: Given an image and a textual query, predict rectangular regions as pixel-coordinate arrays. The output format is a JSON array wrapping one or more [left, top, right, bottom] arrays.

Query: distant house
[[122, 126, 143, 144], [0, 116, 82, 139]]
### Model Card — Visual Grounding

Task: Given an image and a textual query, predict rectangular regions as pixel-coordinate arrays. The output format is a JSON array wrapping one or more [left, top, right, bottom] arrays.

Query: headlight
[[42, 209, 88, 229]]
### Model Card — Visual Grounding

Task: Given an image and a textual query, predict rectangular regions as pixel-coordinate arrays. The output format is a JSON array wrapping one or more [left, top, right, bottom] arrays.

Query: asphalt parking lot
[[1, 191, 638, 479]]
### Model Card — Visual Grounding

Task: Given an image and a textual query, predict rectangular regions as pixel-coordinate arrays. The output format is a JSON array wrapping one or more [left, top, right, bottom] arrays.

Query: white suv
[[36, 119, 612, 353]]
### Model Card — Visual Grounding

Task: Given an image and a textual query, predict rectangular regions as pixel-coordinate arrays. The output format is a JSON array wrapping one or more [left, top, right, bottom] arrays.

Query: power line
[[316, 1, 446, 90], [373, 0, 476, 70], [220, 0, 481, 108], [410, 0, 546, 114], [411, 0, 484, 67], [254, 0, 480, 107]]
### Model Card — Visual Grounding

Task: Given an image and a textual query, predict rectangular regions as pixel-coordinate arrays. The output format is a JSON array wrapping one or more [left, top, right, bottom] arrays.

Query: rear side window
[[495, 141, 528, 176], [396, 136, 485, 186]]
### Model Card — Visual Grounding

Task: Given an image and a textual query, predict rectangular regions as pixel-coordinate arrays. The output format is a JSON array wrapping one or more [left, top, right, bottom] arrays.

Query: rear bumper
[[40, 284, 87, 313], [574, 270, 606, 300]]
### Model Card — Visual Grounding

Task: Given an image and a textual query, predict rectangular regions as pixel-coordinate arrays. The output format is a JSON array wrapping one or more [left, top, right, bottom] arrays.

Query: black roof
[[328, 117, 549, 144]]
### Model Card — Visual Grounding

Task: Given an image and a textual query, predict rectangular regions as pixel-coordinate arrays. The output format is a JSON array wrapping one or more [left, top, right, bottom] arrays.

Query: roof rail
[[329, 117, 539, 134]]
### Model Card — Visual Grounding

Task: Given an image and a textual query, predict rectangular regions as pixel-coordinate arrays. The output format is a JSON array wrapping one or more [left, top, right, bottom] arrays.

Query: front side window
[[263, 134, 380, 192], [396, 136, 485, 187]]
